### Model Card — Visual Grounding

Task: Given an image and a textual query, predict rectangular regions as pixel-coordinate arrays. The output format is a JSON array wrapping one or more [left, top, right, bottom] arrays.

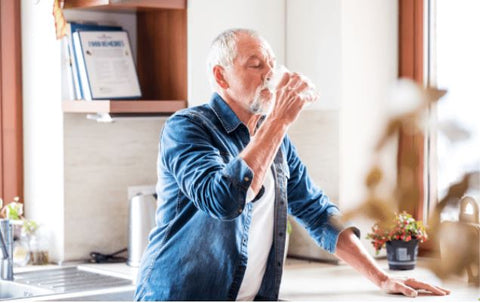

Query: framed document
[[73, 31, 142, 100], [67, 22, 123, 100]]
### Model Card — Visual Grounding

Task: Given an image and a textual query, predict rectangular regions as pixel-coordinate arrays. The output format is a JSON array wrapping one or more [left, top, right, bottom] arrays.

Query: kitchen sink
[[14, 266, 133, 293], [0, 280, 54, 300], [1, 266, 134, 301]]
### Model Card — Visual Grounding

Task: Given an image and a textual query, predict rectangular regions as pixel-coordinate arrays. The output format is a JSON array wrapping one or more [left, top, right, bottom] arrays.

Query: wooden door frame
[[398, 0, 425, 220], [0, 0, 23, 205], [399, 0, 424, 84]]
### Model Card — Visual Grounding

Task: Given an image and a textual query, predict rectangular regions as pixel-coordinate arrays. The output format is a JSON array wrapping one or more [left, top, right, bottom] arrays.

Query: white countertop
[[280, 258, 479, 301], [13, 258, 480, 301]]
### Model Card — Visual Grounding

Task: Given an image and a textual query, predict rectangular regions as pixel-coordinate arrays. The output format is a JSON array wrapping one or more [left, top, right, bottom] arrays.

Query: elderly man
[[134, 28, 449, 301]]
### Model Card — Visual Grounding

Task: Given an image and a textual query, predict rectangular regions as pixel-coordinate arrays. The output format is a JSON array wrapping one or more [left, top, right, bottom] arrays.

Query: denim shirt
[[134, 93, 355, 301]]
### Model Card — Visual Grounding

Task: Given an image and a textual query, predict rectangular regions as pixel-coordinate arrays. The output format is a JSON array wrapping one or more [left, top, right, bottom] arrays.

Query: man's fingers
[[395, 283, 418, 297], [282, 74, 309, 96], [383, 276, 450, 298], [436, 286, 451, 295], [405, 278, 449, 296], [284, 73, 301, 89], [293, 81, 309, 94], [277, 71, 291, 88]]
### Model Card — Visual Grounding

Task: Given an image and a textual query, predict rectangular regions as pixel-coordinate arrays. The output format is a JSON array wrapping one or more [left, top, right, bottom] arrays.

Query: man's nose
[[265, 66, 273, 82]]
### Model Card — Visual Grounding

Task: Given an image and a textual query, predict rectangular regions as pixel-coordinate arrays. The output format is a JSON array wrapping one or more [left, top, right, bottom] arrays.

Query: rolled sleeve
[[317, 214, 361, 254], [224, 157, 254, 191], [246, 185, 265, 203], [161, 115, 254, 220]]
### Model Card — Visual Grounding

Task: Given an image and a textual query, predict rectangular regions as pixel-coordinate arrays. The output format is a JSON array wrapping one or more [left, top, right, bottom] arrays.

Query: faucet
[[0, 219, 13, 281]]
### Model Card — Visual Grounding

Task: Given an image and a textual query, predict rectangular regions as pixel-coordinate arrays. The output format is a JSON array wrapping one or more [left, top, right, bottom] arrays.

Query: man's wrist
[[263, 116, 289, 134], [375, 271, 390, 289]]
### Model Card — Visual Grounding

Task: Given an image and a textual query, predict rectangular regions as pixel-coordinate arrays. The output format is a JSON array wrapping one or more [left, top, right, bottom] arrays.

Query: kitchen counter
[[280, 258, 479, 301], [13, 258, 479, 301]]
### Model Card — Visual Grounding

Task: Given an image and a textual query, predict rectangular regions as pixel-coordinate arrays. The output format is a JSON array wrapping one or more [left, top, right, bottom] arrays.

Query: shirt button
[[277, 262, 282, 267], [238, 208, 243, 214], [279, 232, 284, 237], [244, 176, 250, 182]]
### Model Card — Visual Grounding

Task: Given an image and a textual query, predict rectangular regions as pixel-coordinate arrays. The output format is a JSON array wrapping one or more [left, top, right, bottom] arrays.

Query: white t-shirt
[[236, 169, 275, 301]]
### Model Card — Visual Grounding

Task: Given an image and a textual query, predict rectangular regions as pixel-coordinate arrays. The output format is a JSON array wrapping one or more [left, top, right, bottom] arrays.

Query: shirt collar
[[209, 92, 243, 134]]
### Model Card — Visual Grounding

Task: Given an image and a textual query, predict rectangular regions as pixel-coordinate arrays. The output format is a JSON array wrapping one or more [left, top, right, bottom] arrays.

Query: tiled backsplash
[[63, 114, 166, 261]]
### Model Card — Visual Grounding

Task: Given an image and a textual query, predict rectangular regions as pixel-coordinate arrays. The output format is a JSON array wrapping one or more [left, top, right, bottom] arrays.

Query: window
[[429, 0, 480, 217]]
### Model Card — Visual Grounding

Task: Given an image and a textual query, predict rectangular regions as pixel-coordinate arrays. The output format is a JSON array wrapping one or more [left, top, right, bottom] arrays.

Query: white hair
[[206, 28, 260, 90]]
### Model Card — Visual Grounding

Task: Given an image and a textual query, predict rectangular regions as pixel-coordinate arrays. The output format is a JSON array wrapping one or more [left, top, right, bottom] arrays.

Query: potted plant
[[367, 211, 428, 270], [0, 197, 46, 265]]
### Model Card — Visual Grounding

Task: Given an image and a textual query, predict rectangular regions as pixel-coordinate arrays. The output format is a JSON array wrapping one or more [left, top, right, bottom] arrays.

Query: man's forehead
[[236, 34, 275, 61]]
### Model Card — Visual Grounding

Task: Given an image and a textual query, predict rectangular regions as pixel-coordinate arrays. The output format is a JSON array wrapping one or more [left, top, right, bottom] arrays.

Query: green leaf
[[5, 202, 23, 220], [23, 219, 39, 235]]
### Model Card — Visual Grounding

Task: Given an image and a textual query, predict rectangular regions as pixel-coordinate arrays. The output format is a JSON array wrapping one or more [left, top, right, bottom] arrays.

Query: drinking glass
[[266, 65, 320, 103]]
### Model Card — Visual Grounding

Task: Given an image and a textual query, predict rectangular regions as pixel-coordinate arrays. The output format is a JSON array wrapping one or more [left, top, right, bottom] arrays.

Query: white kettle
[[127, 192, 157, 267]]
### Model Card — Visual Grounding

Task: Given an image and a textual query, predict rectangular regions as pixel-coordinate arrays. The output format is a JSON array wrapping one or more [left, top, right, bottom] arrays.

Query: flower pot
[[386, 239, 418, 270]]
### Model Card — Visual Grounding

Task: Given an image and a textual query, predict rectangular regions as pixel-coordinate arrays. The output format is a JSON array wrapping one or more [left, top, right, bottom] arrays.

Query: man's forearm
[[239, 117, 288, 194], [334, 228, 389, 288]]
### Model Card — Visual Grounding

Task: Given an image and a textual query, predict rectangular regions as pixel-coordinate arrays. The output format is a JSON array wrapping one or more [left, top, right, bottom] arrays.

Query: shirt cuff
[[245, 185, 266, 203], [318, 215, 361, 254], [246, 187, 255, 202]]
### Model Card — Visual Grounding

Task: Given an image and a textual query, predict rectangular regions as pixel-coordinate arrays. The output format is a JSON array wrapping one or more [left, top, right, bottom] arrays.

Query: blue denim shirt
[[135, 93, 355, 301]]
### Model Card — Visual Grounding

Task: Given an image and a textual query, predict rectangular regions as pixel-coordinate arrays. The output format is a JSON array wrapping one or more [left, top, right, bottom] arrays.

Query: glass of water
[[266, 65, 320, 103]]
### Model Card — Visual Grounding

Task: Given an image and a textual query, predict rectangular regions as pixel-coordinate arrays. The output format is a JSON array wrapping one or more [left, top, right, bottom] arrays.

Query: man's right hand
[[268, 72, 311, 126], [241, 72, 313, 195]]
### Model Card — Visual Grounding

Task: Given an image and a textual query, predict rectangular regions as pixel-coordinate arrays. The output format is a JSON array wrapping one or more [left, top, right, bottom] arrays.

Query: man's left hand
[[380, 276, 451, 297]]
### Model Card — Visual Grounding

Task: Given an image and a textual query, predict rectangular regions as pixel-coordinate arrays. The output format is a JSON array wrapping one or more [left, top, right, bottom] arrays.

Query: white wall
[[22, 0, 65, 262], [339, 0, 398, 209], [286, 0, 342, 111]]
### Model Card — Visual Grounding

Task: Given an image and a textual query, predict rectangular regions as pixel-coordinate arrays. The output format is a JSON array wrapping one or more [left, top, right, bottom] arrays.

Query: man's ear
[[213, 65, 229, 89]]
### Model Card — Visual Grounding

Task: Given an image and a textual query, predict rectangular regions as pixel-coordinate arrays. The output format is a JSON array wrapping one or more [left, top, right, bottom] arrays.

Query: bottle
[[13, 235, 30, 266], [22, 220, 49, 265]]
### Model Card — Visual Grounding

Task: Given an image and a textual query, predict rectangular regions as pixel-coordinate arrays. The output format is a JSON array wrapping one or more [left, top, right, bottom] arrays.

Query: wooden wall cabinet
[[62, 0, 187, 114]]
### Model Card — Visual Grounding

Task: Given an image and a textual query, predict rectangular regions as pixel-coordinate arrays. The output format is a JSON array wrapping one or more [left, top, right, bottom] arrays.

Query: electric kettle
[[127, 192, 157, 267]]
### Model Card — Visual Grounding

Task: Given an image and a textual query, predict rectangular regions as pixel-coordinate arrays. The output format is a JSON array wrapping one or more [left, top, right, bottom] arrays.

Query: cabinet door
[[187, 0, 286, 107]]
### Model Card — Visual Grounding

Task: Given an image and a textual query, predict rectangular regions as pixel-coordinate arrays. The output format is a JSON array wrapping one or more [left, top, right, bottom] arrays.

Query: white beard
[[248, 84, 273, 115]]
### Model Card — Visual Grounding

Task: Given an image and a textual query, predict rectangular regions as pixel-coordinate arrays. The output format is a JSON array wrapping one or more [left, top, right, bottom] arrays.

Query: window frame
[[398, 0, 426, 220]]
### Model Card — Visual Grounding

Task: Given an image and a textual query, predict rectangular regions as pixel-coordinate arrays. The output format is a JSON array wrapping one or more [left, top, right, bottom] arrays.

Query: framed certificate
[[73, 30, 142, 100]]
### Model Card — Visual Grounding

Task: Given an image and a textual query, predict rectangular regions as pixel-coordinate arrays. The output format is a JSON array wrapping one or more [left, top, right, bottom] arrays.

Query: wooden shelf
[[62, 100, 186, 114], [64, 0, 186, 11], [63, 1, 188, 116]]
